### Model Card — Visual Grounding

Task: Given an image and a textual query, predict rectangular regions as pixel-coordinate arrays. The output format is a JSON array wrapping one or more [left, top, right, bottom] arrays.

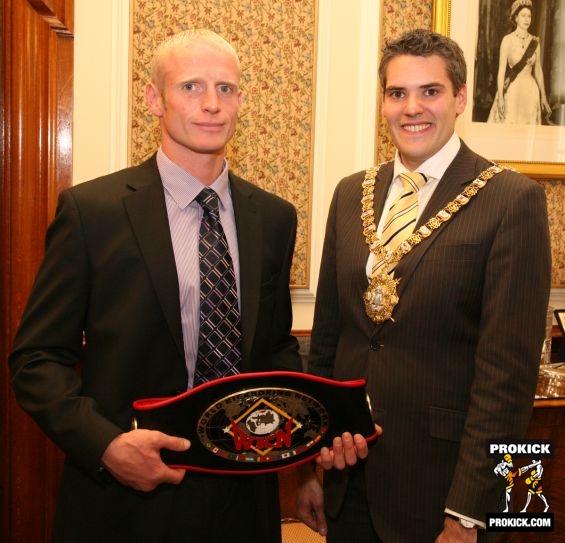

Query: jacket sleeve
[[445, 174, 552, 518], [9, 190, 123, 472]]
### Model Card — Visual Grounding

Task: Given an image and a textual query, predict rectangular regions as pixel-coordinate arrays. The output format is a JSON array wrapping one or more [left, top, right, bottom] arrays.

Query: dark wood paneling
[[1, 1, 73, 541]]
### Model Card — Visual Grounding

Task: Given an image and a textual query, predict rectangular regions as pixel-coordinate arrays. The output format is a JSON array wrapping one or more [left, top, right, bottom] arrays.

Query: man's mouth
[[196, 122, 224, 129], [403, 123, 430, 133]]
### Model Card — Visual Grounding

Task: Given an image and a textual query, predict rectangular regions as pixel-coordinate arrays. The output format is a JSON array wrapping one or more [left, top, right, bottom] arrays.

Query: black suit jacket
[[309, 143, 551, 542], [9, 155, 302, 541]]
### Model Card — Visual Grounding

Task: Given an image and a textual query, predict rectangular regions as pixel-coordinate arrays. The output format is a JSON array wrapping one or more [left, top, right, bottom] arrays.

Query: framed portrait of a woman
[[433, 0, 565, 178]]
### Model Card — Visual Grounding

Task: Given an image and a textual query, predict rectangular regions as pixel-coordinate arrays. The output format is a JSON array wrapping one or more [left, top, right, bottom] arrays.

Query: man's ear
[[145, 82, 164, 116], [455, 84, 467, 116]]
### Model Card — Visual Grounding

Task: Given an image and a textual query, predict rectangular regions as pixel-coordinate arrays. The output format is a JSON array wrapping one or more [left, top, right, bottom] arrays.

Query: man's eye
[[183, 82, 202, 93], [217, 84, 235, 94], [424, 88, 439, 96], [388, 90, 404, 99]]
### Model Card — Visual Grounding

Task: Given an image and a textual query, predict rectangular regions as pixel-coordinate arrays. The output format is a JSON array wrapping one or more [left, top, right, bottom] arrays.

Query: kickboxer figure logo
[[494, 455, 550, 513], [520, 460, 549, 513], [494, 454, 516, 512]]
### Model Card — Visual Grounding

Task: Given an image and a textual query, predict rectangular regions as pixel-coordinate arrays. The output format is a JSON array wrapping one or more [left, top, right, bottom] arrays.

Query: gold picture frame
[[433, 0, 564, 180], [556, 308, 565, 336]]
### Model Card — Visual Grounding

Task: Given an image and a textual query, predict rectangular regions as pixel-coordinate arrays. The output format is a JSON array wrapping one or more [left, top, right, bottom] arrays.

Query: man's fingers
[[352, 433, 369, 459], [101, 430, 191, 491], [295, 466, 327, 536], [152, 433, 189, 485], [150, 431, 190, 452], [316, 446, 336, 470], [162, 466, 187, 486], [316, 429, 379, 470], [332, 436, 347, 469], [341, 433, 359, 466]]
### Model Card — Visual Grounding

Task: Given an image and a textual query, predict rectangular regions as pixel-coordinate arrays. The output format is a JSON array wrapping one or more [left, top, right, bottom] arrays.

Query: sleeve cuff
[[444, 508, 486, 529]]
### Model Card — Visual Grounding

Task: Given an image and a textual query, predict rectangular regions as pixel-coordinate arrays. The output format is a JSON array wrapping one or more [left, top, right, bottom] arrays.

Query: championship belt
[[132, 371, 377, 474]]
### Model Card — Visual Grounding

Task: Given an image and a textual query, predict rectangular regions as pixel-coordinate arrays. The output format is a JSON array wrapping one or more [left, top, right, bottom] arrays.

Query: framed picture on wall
[[555, 308, 565, 336], [556, 309, 565, 360], [433, 0, 565, 179]]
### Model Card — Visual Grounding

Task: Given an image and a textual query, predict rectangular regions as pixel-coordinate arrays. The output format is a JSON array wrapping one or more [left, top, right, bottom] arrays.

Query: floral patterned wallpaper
[[129, 0, 316, 287], [129, 0, 564, 287]]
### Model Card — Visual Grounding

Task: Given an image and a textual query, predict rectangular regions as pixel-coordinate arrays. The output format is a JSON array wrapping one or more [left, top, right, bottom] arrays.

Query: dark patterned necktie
[[193, 188, 242, 385]]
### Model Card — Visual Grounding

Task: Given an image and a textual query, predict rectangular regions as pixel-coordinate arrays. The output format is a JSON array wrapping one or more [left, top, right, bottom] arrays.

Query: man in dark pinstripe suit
[[297, 29, 551, 543]]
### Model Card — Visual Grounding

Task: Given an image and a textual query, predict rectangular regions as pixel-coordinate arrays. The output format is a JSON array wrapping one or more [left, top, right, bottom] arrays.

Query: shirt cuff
[[444, 508, 486, 529]]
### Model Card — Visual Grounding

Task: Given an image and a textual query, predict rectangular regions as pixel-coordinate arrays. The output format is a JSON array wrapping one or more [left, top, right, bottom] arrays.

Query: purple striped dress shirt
[[157, 148, 240, 389]]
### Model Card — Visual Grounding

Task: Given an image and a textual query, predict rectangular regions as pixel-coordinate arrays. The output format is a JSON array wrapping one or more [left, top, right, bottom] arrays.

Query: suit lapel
[[363, 163, 395, 332], [374, 162, 394, 225], [230, 174, 262, 363], [397, 143, 487, 293], [417, 143, 479, 226], [365, 161, 395, 281], [122, 157, 184, 358]]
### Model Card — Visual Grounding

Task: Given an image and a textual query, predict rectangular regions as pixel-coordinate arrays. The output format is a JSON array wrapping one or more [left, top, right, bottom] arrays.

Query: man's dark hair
[[378, 29, 467, 96]]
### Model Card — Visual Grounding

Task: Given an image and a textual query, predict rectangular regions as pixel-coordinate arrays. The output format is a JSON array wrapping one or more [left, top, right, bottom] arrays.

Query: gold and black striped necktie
[[372, 171, 427, 275]]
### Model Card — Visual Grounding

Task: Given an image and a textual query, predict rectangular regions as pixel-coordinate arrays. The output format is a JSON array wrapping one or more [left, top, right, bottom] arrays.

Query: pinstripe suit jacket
[[309, 142, 551, 542]]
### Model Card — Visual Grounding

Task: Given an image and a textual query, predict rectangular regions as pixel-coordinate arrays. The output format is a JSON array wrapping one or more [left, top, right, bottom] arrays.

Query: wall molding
[[292, 0, 380, 328], [109, 1, 130, 172]]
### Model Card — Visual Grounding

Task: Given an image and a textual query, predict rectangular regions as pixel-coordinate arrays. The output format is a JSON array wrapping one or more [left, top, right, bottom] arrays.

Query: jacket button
[[369, 337, 381, 351]]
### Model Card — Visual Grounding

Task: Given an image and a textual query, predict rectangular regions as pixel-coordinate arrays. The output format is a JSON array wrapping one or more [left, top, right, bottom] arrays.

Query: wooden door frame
[[1, 1, 73, 541]]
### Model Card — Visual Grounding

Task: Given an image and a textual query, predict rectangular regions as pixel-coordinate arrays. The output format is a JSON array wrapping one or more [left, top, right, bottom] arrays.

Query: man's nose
[[201, 87, 220, 112], [404, 94, 423, 115]]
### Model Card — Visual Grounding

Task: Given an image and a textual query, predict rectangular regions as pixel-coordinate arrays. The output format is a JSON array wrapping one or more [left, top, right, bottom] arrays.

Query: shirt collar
[[157, 148, 231, 210], [393, 132, 461, 182]]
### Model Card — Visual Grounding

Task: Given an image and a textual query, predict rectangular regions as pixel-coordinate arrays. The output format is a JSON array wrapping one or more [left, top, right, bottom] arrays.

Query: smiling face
[[381, 54, 467, 171], [145, 38, 243, 168]]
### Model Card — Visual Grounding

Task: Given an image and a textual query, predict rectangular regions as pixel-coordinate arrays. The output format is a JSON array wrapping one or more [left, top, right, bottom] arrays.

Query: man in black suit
[[9, 29, 301, 542], [296, 29, 551, 542]]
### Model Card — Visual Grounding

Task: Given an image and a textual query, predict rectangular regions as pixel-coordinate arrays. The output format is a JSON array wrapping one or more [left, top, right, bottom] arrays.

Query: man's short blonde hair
[[151, 29, 241, 91]]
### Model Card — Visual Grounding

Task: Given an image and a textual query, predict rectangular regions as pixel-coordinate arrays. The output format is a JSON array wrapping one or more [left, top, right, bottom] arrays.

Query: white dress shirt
[[366, 132, 462, 278]]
